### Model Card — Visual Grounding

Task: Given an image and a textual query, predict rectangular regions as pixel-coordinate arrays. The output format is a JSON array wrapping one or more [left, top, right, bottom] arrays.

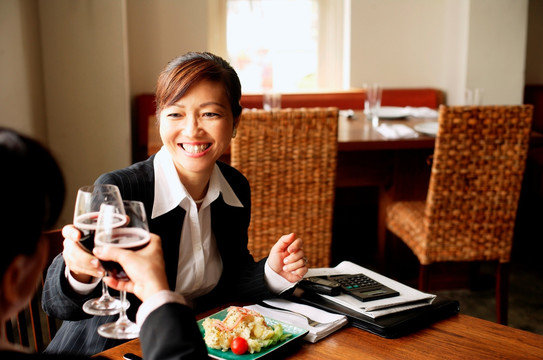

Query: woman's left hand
[[268, 233, 308, 282]]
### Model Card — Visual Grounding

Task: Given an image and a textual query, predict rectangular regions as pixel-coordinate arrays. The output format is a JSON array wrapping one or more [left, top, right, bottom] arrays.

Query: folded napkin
[[406, 106, 439, 118], [376, 123, 419, 139], [245, 299, 348, 343]]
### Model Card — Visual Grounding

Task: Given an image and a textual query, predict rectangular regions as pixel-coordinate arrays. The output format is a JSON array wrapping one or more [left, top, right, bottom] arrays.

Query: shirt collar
[[152, 146, 243, 219]]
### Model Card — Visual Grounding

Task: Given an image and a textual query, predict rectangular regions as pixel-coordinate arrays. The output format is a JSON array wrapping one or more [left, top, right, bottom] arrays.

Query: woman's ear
[[233, 116, 241, 138]]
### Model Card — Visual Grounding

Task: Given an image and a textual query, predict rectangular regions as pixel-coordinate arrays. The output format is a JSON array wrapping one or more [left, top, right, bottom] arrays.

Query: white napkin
[[406, 106, 439, 118], [305, 261, 436, 318], [245, 299, 348, 343], [376, 123, 419, 139]]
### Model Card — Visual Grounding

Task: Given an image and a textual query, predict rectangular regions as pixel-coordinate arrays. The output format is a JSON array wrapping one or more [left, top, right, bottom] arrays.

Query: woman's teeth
[[182, 144, 209, 154]]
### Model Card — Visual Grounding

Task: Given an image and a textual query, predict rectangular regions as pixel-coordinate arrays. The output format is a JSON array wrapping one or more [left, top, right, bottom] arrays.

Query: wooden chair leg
[[5, 320, 15, 343], [377, 186, 393, 273], [496, 262, 510, 325], [418, 264, 430, 292], [16, 310, 30, 348], [29, 297, 45, 352], [468, 262, 481, 290]]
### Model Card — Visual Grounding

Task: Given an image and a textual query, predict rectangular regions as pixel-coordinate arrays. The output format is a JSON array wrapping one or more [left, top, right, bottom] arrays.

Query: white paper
[[405, 106, 439, 118], [376, 123, 419, 139], [305, 261, 436, 318], [245, 301, 348, 343]]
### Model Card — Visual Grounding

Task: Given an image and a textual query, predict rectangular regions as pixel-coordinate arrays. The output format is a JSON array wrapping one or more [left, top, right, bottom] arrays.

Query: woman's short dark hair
[[155, 52, 243, 120], [0, 128, 65, 276]]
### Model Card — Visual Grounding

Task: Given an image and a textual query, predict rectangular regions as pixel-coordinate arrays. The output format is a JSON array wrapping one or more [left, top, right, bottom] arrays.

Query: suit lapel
[[151, 206, 186, 290]]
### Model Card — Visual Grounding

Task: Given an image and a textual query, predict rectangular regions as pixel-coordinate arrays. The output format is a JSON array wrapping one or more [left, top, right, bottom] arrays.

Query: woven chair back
[[231, 108, 338, 267], [423, 105, 533, 263]]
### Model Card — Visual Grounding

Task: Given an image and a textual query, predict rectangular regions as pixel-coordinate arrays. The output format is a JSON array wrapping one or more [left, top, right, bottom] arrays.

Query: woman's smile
[[180, 142, 211, 156]]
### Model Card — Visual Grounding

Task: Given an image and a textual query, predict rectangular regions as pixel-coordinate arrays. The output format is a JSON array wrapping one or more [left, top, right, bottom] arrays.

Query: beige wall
[[0, 0, 46, 141], [127, 0, 209, 97], [1, 0, 541, 226], [37, 0, 131, 225], [350, 0, 530, 105]]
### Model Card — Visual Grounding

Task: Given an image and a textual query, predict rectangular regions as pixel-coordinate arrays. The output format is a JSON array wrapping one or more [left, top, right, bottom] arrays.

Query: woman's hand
[[268, 233, 308, 282], [93, 233, 170, 302], [61, 224, 105, 283]]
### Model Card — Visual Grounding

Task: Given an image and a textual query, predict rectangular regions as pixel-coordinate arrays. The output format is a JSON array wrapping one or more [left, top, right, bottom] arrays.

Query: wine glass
[[73, 184, 127, 316], [95, 200, 151, 339]]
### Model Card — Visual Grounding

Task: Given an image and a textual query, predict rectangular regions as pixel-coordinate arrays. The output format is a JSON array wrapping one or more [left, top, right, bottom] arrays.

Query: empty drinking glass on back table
[[73, 184, 127, 315], [364, 83, 382, 126]]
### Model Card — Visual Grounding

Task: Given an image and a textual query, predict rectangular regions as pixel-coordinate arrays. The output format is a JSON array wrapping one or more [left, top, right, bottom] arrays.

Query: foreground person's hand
[[93, 233, 169, 302]]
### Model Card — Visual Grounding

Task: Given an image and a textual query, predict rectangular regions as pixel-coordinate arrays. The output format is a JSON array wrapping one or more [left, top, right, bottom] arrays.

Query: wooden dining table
[[94, 303, 543, 359]]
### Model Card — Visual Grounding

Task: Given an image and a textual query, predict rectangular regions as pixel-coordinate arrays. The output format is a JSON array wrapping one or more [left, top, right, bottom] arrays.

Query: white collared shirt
[[153, 147, 293, 300], [153, 147, 242, 300]]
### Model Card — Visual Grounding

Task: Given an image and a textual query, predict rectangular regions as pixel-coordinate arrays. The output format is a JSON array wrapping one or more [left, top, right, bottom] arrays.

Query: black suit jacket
[[42, 157, 274, 355], [1, 302, 207, 359]]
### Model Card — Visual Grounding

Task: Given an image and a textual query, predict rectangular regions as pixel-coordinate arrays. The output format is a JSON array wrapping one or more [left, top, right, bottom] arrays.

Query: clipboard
[[290, 289, 460, 339]]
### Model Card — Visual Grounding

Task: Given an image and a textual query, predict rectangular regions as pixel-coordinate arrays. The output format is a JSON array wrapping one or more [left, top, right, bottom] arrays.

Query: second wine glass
[[95, 200, 151, 339], [73, 184, 127, 316]]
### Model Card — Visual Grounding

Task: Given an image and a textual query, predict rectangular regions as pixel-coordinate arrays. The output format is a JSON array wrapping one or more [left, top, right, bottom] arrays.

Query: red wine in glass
[[74, 212, 126, 252], [94, 227, 151, 281]]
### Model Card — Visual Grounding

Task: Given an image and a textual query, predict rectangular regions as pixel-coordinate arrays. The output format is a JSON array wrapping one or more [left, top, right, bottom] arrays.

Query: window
[[208, 0, 349, 93]]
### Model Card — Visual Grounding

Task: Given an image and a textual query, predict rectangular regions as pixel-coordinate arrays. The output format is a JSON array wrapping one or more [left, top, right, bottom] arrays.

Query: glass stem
[[117, 290, 129, 322], [101, 280, 112, 299]]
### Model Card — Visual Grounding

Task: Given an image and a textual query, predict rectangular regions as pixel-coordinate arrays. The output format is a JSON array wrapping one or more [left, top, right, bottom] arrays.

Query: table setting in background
[[373, 106, 439, 139], [350, 82, 440, 140]]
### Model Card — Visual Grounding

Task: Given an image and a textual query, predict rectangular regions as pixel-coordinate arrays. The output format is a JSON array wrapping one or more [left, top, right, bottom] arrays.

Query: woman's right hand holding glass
[[62, 224, 105, 284]]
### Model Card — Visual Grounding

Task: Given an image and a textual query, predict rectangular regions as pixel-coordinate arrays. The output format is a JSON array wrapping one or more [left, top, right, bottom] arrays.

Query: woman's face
[[159, 79, 239, 179]]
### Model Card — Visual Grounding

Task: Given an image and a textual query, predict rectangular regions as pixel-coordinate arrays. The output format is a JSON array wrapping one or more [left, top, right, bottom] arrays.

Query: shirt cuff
[[264, 259, 297, 294], [65, 266, 100, 295], [136, 290, 188, 326]]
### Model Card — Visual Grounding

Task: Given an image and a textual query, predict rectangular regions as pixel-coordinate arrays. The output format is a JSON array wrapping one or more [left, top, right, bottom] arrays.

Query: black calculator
[[328, 273, 400, 302]]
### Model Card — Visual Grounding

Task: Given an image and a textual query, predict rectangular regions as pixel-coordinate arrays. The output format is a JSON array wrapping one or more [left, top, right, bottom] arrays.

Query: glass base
[[83, 296, 126, 316], [97, 319, 140, 339]]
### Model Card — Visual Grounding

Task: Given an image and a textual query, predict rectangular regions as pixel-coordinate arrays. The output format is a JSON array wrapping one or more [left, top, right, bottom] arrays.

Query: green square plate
[[197, 307, 308, 359]]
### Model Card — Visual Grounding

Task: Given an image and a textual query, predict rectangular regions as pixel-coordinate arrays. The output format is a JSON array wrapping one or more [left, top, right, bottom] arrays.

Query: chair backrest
[[422, 105, 533, 264], [230, 108, 338, 267], [4, 229, 63, 352]]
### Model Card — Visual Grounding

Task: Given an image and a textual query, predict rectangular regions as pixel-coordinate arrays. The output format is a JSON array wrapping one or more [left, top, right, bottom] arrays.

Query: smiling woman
[[41, 51, 309, 356]]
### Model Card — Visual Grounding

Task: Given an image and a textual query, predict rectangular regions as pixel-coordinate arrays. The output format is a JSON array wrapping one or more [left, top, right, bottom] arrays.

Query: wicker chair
[[231, 108, 338, 268], [384, 105, 533, 325]]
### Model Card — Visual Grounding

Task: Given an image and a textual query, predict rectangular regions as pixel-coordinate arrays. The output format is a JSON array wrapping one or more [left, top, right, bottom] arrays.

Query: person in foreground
[[42, 51, 308, 355], [0, 128, 207, 359]]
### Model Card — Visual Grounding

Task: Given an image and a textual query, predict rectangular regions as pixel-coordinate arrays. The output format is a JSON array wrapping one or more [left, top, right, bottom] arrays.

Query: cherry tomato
[[231, 336, 248, 355]]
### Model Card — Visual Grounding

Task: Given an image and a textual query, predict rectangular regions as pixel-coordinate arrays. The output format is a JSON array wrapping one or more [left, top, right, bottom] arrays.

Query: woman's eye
[[202, 112, 220, 118], [167, 112, 182, 118]]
